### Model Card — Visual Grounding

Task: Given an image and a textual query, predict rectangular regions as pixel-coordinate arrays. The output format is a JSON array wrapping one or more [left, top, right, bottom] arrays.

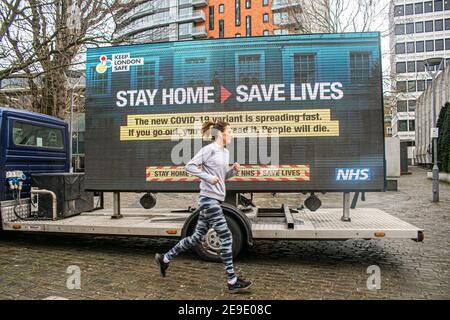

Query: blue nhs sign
[[335, 168, 372, 181]]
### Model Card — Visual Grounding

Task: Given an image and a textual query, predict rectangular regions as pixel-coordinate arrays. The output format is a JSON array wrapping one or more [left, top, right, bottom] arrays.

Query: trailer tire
[[192, 215, 243, 263]]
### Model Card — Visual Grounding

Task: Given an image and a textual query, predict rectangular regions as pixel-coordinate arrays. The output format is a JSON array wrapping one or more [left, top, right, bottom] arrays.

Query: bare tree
[[0, 0, 22, 41], [0, 0, 133, 118]]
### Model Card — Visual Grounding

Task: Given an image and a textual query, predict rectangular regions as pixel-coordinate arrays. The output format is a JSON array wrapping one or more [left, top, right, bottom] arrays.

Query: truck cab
[[0, 107, 69, 201]]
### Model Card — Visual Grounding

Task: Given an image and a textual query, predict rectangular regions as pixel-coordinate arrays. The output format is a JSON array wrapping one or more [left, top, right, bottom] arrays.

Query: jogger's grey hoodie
[[185, 142, 236, 201]]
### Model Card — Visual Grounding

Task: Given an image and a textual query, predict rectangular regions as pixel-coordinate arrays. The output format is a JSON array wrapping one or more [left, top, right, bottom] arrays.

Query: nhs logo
[[335, 168, 371, 181]]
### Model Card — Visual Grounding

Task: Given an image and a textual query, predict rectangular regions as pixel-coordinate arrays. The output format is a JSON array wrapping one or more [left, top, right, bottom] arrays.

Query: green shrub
[[437, 102, 450, 173], [448, 149, 450, 173]]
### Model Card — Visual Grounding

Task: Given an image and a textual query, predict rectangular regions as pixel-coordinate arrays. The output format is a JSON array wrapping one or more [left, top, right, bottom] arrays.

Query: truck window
[[12, 121, 64, 149]]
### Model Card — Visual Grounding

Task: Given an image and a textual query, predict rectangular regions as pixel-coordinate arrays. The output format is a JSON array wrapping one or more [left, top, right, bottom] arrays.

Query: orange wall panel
[[201, 0, 276, 38]]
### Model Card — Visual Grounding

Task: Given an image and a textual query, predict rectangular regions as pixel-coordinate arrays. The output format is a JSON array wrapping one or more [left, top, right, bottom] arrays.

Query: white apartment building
[[389, 0, 450, 164], [115, 0, 208, 43]]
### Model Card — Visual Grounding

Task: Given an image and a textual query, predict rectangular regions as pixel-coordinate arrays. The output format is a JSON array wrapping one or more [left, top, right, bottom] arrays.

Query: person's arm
[[225, 162, 240, 179], [225, 167, 237, 179], [185, 146, 216, 183]]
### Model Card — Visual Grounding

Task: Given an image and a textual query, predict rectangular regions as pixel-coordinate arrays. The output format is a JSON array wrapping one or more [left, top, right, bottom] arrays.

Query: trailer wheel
[[192, 216, 243, 263]]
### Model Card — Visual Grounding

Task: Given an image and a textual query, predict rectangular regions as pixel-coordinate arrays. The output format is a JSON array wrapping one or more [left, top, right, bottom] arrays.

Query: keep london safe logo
[[96, 53, 144, 74]]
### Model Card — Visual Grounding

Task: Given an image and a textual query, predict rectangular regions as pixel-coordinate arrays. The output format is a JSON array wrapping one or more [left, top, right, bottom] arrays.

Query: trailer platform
[[1, 200, 423, 241]]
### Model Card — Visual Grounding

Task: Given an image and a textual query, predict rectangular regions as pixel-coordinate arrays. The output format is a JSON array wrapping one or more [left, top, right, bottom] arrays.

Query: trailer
[[0, 195, 423, 261], [1, 33, 423, 261]]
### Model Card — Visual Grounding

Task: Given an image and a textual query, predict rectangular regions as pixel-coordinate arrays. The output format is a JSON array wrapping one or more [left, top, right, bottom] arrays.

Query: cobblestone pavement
[[0, 166, 448, 300]]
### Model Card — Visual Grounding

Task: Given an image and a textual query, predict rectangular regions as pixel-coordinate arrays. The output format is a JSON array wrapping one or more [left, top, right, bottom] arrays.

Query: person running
[[155, 120, 253, 294]]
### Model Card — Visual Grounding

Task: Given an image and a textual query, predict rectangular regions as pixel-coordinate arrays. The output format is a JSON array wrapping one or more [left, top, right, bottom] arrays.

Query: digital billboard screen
[[85, 33, 385, 193]]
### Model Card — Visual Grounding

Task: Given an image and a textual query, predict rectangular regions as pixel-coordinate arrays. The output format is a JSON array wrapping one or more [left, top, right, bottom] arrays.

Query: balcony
[[192, 26, 207, 38], [115, 18, 172, 38], [117, 2, 168, 25], [177, 10, 205, 23], [117, 9, 151, 24], [272, 0, 302, 11], [274, 19, 296, 27], [395, 131, 415, 142], [115, 11, 205, 38], [192, 0, 208, 8]]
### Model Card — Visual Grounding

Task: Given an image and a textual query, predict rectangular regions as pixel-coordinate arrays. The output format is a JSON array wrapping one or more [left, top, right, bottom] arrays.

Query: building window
[[397, 100, 408, 112], [209, 6, 214, 30], [406, 23, 414, 34], [246, 15, 251, 36], [263, 0, 269, 6], [446, 38, 450, 50], [179, 6, 193, 16], [263, 30, 269, 36], [395, 24, 405, 35], [263, 13, 269, 23], [445, 0, 450, 10], [246, 0, 251, 9], [236, 33, 241, 37], [405, 3, 414, 14], [408, 80, 416, 92], [407, 42, 415, 53], [425, 20, 433, 32], [446, 18, 450, 30], [219, 4, 224, 13], [407, 61, 416, 73], [425, 1, 433, 12], [178, 23, 193, 37], [435, 19, 444, 31], [273, 12, 289, 25], [135, 62, 157, 90], [219, 19, 224, 38], [409, 100, 416, 112], [350, 52, 370, 83], [395, 43, 405, 54], [397, 81, 406, 92], [416, 41, 425, 52], [294, 54, 316, 83], [417, 79, 425, 91], [415, 2, 424, 13], [396, 62, 406, 73], [235, 0, 241, 26], [398, 120, 408, 132], [394, 5, 404, 16], [417, 60, 426, 72], [434, 0, 443, 11], [273, 29, 288, 35], [415, 21, 424, 33], [387, 127, 392, 135], [435, 39, 444, 50], [238, 54, 262, 84], [426, 40, 434, 51], [409, 120, 415, 132]]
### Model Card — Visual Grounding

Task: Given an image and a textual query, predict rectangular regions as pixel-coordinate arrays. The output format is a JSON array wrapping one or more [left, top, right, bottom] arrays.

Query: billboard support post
[[112, 192, 123, 219], [341, 192, 351, 222]]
